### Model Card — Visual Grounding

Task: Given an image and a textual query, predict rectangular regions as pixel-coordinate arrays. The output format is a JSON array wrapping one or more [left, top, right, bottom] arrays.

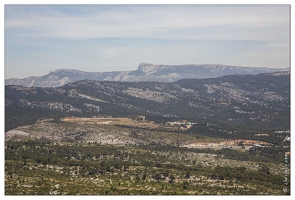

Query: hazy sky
[[5, 4, 290, 78]]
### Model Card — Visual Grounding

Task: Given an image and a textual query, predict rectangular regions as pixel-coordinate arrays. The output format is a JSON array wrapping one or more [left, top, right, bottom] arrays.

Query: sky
[[4, 4, 291, 78]]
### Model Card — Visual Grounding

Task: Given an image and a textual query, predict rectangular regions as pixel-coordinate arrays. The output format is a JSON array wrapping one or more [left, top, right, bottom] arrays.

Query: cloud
[[5, 5, 289, 41], [4, 5, 290, 78]]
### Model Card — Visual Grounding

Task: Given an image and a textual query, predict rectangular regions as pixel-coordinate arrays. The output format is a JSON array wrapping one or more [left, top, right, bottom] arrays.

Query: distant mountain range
[[6, 71, 290, 131], [5, 62, 288, 87]]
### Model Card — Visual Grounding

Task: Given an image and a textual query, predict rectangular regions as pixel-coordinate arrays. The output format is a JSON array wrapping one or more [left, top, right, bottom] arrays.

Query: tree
[[259, 164, 271, 174], [154, 173, 162, 181], [162, 170, 169, 178], [169, 174, 175, 183], [182, 180, 189, 190], [185, 172, 190, 179], [135, 175, 141, 182]]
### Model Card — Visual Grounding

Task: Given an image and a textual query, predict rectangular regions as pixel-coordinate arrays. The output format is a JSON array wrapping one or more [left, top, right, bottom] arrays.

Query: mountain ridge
[[5, 71, 290, 132], [5, 62, 288, 87]]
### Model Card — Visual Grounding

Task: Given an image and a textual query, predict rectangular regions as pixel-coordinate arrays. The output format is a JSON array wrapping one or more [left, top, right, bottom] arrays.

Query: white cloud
[[5, 5, 290, 41]]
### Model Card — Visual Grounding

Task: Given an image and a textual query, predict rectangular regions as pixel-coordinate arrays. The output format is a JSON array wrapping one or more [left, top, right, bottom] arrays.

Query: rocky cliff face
[[5, 62, 288, 87]]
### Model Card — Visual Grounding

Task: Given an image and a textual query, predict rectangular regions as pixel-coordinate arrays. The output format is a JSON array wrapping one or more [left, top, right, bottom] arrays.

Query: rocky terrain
[[5, 71, 290, 131], [5, 62, 288, 87], [5, 120, 192, 145]]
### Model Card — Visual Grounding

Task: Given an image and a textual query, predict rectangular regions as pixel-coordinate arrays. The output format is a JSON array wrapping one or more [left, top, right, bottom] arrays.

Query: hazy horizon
[[5, 61, 291, 80], [5, 5, 290, 79]]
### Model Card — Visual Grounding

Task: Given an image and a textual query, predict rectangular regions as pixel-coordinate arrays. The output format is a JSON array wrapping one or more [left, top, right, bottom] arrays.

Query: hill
[[5, 71, 290, 132]]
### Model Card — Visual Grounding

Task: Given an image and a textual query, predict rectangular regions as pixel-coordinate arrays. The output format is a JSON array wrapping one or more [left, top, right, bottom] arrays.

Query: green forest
[[5, 140, 290, 195]]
